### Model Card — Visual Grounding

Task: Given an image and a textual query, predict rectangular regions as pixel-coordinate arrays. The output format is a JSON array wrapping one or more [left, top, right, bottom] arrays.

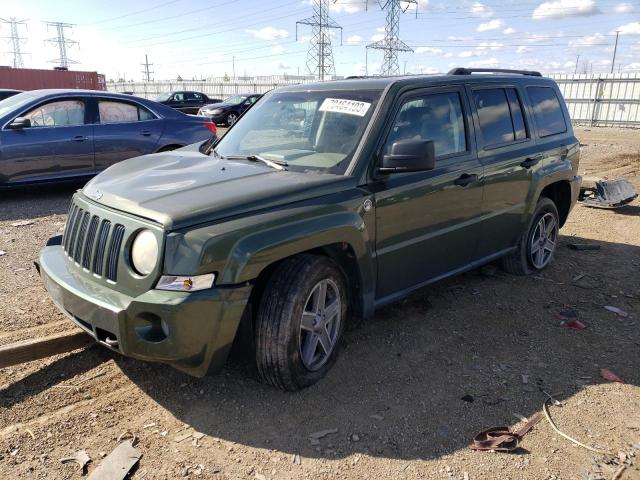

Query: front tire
[[226, 112, 238, 126], [255, 254, 347, 391], [502, 197, 560, 275]]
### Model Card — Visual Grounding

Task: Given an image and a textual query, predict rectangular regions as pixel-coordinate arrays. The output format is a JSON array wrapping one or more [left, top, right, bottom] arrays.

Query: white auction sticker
[[319, 98, 372, 117]]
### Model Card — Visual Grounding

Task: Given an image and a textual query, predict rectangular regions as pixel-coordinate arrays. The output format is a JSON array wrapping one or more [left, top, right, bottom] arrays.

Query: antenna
[[45, 21, 78, 69], [296, 0, 343, 81], [141, 54, 154, 82], [0, 17, 29, 68], [366, 0, 417, 76]]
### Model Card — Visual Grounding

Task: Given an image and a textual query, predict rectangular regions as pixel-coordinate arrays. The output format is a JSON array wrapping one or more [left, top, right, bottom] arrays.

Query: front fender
[[164, 190, 377, 317]]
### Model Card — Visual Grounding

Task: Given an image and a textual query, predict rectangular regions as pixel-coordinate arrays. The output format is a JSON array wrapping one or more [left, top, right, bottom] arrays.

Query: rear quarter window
[[527, 86, 567, 137]]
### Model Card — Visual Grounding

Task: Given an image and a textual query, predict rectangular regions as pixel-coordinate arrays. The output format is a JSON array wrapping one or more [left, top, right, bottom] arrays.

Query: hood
[[82, 150, 353, 230], [201, 102, 235, 110]]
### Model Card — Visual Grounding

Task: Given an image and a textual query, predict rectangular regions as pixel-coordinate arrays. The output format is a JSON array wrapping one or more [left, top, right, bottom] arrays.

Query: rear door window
[[527, 86, 567, 137], [506, 89, 527, 140], [473, 89, 515, 147], [98, 100, 156, 123], [386, 91, 467, 159]]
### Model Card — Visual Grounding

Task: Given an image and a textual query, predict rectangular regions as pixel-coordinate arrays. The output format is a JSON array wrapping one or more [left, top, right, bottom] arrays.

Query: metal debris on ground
[[566, 319, 587, 330], [0, 250, 6, 256], [87, 440, 142, 480], [60, 450, 91, 472], [578, 177, 637, 209], [470, 412, 542, 452], [10, 220, 35, 227], [604, 306, 629, 318], [600, 368, 624, 383]]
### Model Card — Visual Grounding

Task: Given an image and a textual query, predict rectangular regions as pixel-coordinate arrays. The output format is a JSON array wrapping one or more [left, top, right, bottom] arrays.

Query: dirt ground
[[1, 126, 639, 480]]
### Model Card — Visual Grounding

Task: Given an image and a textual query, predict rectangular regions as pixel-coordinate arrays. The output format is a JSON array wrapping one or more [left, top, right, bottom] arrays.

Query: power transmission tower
[[296, 0, 342, 80], [45, 21, 78, 69], [141, 54, 153, 82], [367, 0, 417, 76], [0, 17, 28, 68]]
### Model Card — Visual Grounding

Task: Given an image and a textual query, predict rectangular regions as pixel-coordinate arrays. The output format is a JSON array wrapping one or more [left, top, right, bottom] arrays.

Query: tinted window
[[474, 89, 514, 147], [506, 89, 527, 140], [98, 100, 155, 123], [387, 92, 466, 158], [527, 86, 567, 137], [24, 100, 85, 127], [173, 93, 184, 101]]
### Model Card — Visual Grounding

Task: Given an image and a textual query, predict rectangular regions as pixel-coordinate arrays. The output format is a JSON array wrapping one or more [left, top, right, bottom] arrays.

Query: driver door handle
[[140, 130, 151, 136], [454, 173, 478, 187], [72, 135, 88, 142], [520, 155, 543, 169]]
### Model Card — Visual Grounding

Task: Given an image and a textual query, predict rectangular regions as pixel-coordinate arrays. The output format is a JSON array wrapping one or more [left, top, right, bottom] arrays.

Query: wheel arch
[[539, 180, 572, 227]]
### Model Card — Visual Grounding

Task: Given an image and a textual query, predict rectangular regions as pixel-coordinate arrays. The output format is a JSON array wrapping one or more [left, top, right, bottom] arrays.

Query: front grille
[[62, 203, 126, 283]]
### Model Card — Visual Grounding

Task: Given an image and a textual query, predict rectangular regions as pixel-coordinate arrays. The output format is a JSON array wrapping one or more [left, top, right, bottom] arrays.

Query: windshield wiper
[[224, 154, 288, 171]]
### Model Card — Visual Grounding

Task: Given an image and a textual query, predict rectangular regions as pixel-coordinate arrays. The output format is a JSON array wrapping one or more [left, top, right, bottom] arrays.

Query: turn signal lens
[[156, 274, 215, 292]]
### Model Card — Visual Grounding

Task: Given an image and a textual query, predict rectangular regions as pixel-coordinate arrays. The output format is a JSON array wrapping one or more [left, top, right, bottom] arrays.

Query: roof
[[14, 89, 140, 98], [279, 72, 555, 92]]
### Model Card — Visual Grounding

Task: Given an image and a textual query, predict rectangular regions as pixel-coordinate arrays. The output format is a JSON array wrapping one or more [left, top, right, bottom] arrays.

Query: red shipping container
[[0, 67, 106, 91]]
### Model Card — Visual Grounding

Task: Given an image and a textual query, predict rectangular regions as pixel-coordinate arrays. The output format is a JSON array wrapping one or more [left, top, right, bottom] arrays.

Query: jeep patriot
[[38, 68, 581, 390]]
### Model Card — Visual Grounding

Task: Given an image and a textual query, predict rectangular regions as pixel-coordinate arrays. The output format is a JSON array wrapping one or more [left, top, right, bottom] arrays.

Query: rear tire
[[226, 112, 238, 126], [255, 254, 347, 391], [502, 197, 560, 275]]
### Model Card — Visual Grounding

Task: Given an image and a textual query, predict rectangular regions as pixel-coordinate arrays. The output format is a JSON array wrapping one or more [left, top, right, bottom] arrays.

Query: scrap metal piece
[[579, 178, 637, 209], [60, 450, 91, 472], [87, 440, 142, 480]]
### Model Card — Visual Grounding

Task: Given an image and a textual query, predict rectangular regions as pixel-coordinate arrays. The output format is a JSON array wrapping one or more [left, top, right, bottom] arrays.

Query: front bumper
[[199, 112, 227, 124], [38, 245, 252, 377]]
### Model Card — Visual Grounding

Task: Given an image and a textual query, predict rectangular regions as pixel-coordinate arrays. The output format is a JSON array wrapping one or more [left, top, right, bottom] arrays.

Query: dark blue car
[[0, 89, 217, 186]]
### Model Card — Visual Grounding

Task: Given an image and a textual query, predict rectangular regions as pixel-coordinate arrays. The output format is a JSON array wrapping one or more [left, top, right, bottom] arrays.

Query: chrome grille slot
[[66, 207, 84, 258], [93, 220, 111, 276], [62, 203, 75, 251], [106, 224, 125, 282], [73, 211, 90, 263], [82, 215, 100, 269], [63, 205, 78, 254]]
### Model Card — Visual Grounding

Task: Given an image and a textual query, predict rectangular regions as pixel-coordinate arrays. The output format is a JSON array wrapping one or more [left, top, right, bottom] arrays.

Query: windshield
[[0, 91, 42, 119], [214, 89, 382, 175], [155, 92, 172, 101], [224, 95, 248, 104]]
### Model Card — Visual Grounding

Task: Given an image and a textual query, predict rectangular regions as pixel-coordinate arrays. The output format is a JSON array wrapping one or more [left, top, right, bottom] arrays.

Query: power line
[[296, 0, 342, 80], [367, 0, 417, 76], [44, 21, 78, 69], [141, 54, 154, 81], [0, 17, 28, 68]]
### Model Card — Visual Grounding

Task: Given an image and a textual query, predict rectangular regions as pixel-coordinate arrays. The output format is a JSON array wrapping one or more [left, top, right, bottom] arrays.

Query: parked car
[[0, 89, 22, 101], [155, 91, 222, 114], [38, 68, 581, 390], [0, 89, 217, 186], [197, 93, 262, 126]]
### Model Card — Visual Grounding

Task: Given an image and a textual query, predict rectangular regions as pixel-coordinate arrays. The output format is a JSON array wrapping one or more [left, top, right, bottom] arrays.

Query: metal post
[[574, 54, 580, 75], [611, 31, 619, 74]]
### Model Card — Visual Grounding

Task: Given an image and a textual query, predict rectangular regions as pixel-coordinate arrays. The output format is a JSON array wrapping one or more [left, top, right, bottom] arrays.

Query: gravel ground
[[1, 126, 639, 479]]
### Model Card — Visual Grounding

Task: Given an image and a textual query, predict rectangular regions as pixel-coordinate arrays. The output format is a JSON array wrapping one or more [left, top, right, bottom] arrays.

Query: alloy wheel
[[529, 212, 558, 269]]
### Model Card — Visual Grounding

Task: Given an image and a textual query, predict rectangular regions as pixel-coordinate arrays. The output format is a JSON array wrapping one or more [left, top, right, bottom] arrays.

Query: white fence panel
[[108, 73, 640, 127]]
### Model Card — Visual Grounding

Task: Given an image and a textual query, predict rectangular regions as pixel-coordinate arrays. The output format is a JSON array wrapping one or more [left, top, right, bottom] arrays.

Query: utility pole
[[45, 21, 78, 69], [367, 0, 418, 76], [0, 17, 28, 68], [574, 54, 580, 75], [611, 30, 620, 74], [296, 0, 342, 80], [232, 56, 235, 80], [141, 54, 153, 82]]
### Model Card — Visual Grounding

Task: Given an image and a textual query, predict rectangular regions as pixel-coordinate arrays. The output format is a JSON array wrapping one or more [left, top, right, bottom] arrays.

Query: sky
[[0, 0, 638, 81]]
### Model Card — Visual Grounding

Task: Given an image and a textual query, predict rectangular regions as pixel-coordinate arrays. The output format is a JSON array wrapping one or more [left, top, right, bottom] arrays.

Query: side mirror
[[8, 117, 31, 130], [379, 139, 436, 174]]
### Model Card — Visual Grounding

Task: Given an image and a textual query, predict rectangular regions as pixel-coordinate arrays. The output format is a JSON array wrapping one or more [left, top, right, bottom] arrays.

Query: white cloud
[[532, 0, 600, 20], [376, 26, 386, 32], [330, 0, 368, 13], [477, 41, 504, 51], [616, 22, 640, 35], [246, 27, 288, 40], [346, 35, 363, 45], [467, 58, 500, 68], [614, 3, 634, 13], [415, 46, 444, 55], [503, 27, 516, 35], [448, 36, 472, 41], [470, 1, 494, 17], [276, 62, 290, 70], [459, 51, 475, 58], [271, 45, 286, 54], [443, 52, 453, 58], [516, 46, 530, 54], [370, 33, 385, 42], [477, 19, 505, 32], [569, 33, 607, 47]]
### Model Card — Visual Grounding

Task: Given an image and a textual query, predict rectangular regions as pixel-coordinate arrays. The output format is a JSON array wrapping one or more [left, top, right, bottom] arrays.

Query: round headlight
[[131, 230, 159, 276]]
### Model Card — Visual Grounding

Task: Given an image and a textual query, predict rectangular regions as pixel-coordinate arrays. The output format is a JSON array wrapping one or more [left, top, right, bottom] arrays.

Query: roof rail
[[447, 67, 542, 77]]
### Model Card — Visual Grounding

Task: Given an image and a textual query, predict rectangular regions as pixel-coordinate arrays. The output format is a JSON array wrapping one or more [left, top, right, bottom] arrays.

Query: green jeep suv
[[38, 68, 581, 390]]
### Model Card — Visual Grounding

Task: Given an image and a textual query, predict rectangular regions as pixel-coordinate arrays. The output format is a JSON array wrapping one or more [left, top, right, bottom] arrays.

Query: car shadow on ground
[[113, 234, 638, 460], [0, 183, 82, 222]]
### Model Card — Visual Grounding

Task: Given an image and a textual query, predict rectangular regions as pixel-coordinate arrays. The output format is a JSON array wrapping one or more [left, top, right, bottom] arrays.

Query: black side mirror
[[7, 117, 31, 130], [379, 139, 436, 174]]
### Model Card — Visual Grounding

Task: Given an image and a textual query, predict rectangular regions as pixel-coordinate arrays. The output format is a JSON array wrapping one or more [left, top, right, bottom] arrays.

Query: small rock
[[369, 414, 384, 421], [11, 220, 34, 227], [351, 434, 360, 442], [254, 473, 267, 480], [309, 428, 338, 440]]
